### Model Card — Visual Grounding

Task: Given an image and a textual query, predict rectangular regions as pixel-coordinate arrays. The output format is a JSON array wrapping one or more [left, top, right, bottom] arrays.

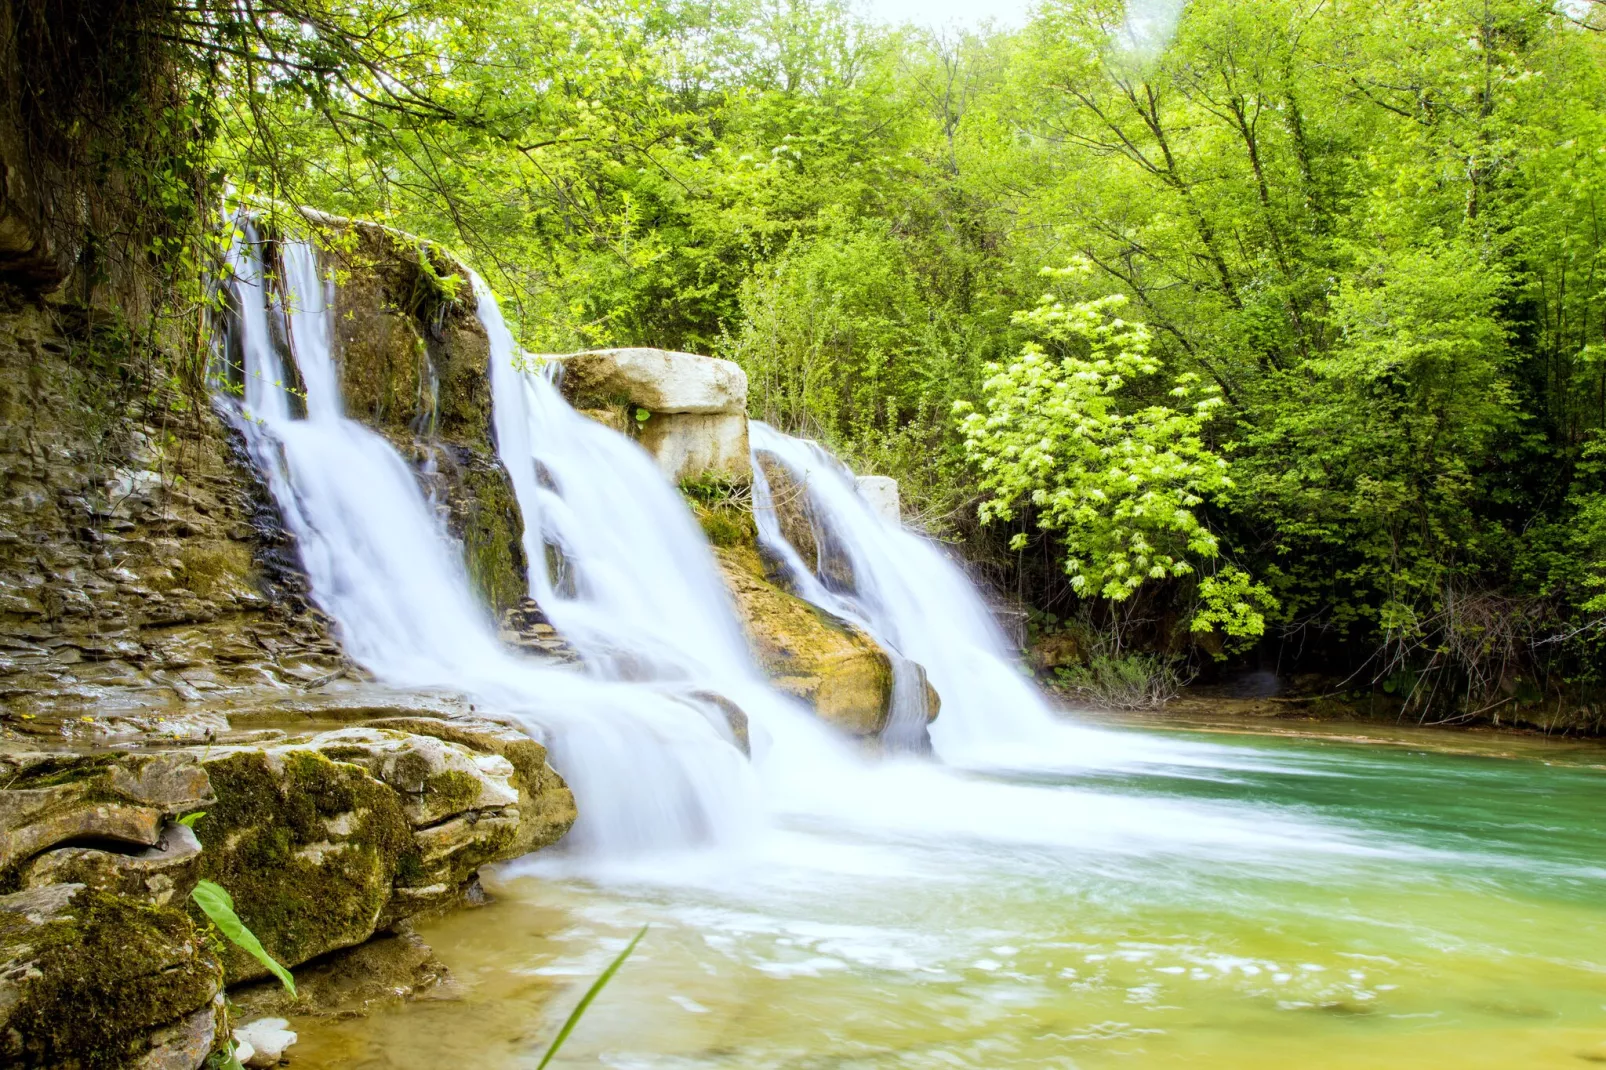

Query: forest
[[27, 0, 1606, 722]]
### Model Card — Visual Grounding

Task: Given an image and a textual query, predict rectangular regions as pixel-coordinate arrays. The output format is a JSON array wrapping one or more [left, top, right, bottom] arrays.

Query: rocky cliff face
[[0, 291, 346, 723], [0, 208, 575, 1067]]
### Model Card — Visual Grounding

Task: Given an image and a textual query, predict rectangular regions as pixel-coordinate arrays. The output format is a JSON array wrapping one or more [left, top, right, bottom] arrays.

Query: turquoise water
[[295, 722, 1606, 1068]]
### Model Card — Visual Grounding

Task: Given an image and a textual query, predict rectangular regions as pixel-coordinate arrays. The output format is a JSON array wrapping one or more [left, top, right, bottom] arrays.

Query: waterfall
[[748, 422, 1108, 764], [221, 230, 759, 852], [478, 286, 864, 809]]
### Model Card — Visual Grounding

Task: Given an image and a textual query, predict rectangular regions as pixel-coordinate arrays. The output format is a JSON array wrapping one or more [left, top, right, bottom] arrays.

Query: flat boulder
[[556, 348, 747, 415]]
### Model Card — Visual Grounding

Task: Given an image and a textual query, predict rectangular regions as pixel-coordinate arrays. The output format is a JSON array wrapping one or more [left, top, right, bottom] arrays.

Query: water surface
[[291, 720, 1606, 1068]]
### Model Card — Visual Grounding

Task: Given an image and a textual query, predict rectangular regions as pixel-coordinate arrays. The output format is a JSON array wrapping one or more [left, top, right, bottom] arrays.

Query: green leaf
[[176, 811, 206, 828], [634, 407, 651, 423], [536, 924, 647, 1069], [190, 879, 296, 995]]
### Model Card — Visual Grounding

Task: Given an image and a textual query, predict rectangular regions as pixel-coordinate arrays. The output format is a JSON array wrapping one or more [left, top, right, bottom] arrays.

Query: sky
[[854, 0, 1035, 31]]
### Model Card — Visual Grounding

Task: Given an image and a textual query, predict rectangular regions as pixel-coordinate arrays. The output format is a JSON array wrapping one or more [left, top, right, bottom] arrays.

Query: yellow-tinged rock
[[713, 545, 892, 736]]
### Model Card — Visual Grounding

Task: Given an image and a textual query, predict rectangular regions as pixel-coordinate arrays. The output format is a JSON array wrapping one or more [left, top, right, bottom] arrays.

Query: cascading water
[[749, 422, 1154, 766], [477, 284, 869, 807], [223, 222, 1383, 897], [220, 229, 759, 852]]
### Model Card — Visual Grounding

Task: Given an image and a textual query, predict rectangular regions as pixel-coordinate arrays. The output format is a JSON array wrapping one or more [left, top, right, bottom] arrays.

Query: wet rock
[[231, 927, 453, 1021], [298, 726, 520, 826], [191, 720, 575, 980], [234, 1017, 297, 1067], [0, 750, 212, 885], [714, 544, 893, 736], [0, 883, 224, 1070], [497, 597, 582, 664], [555, 348, 747, 415]]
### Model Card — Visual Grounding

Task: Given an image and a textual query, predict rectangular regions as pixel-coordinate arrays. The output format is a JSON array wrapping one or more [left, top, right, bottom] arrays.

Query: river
[[290, 720, 1606, 1068]]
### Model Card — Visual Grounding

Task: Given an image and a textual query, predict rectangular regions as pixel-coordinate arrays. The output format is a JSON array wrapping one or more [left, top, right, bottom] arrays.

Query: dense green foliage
[[30, 0, 1606, 721]]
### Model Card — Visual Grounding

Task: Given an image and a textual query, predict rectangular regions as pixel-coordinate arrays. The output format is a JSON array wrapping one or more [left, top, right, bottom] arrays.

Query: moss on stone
[[193, 749, 412, 981], [460, 460, 527, 616], [176, 539, 256, 599], [423, 768, 486, 816], [0, 885, 223, 1070]]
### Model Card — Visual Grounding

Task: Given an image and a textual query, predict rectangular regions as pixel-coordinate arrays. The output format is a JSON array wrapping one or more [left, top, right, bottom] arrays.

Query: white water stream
[[226, 234, 759, 852], [221, 231, 1401, 890], [750, 422, 1166, 770]]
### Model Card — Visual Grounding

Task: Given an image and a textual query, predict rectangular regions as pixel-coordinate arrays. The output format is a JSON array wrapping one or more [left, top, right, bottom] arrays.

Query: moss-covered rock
[[306, 214, 528, 617], [359, 716, 578, 857], [193, 748, 412, 982], [0, 882, 224, 1070], [714, 544, 894, 736]]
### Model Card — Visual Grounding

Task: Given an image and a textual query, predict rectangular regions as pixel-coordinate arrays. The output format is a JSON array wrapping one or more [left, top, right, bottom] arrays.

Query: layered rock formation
[[0, 707, 576, 1064], [0, 297, 347, 719]]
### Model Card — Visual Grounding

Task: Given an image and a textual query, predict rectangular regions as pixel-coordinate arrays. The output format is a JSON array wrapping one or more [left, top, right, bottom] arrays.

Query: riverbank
[[1067, 696, 1606, 765]]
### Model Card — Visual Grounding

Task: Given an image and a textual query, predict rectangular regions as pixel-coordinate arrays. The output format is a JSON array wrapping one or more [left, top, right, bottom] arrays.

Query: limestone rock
[[555, 348, 747, 415], [0, 883, 224, 1070], [638, 410, 750, 484], [234, 1018, 297, 1067], [298, 726, 529, 905], [854, 475, 900, 523], [714, 544, 893, 736], [0, 750, 212, 884], [22, 822, 204, 905], [556, 348, 752, 483], [298, 727, 520, 826], [359, 715, 578, 858], [193, 747, 413, 981]]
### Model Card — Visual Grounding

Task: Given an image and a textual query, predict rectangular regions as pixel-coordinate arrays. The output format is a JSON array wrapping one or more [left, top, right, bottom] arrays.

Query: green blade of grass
[[536, 924, 648, 1070]]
